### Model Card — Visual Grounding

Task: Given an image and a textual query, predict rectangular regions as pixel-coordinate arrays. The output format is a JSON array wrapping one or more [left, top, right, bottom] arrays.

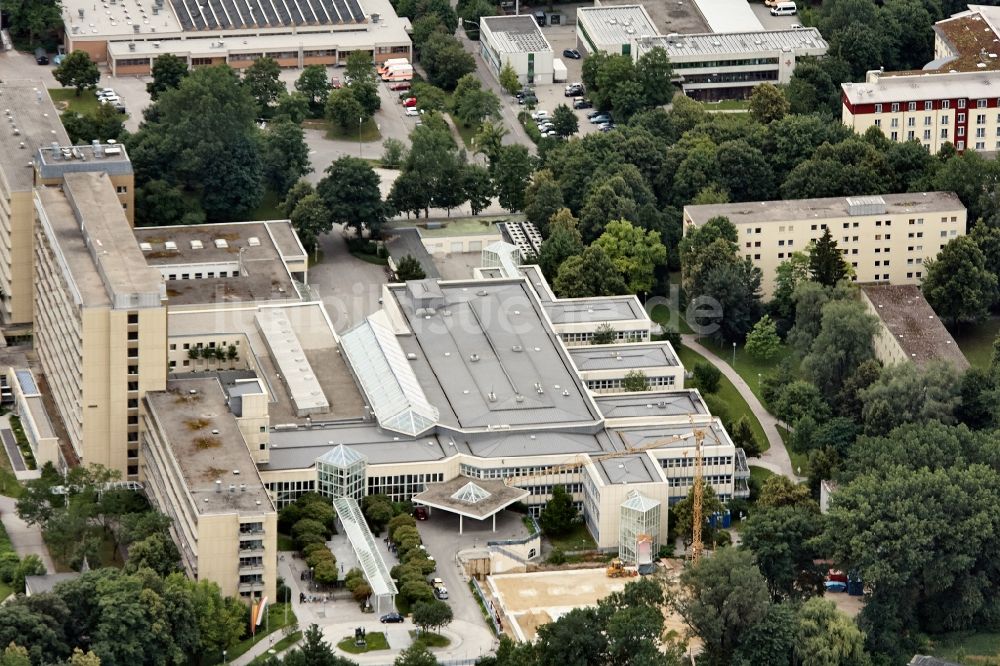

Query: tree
[[273, 91, 310, 124], [313, 559, 338, 585], [554, 247, 627, 298], [802, 299, 878, 400], [283, 624, 357, 666], [53, 51, 100, 96], [382, 138, 407, 169], [290, 194, 332, 252], [858, 361, 962, 436], [539, 485, 578, 536], [474, 121, 507, 167], [260, 119, 312, 196], [395, 644, 439, 666], [771, 252, 811, 327], [748, 83, 789, 124], [281, 181, 316, 218], [592, 323, 617, 345], [742, 506, 826, 601], [592, 220, 667, 293], [242, 57, 285, 114], [412, 599, 453, 633], [808, 228, 849, 287], [693, 363, 721, 394], [492, 145, 534, 213], [794, 598, 868, 666], [535, 607, 606, 666], [672, 547, 771, 666], [728, 415, 762, 457], [744, 315, 780, 361], [538, 223, 583, 280], [462, 165, 494, 216], [923, 235, 998, 327], [395, 255, 426, 281], [523, 171, 565, 236], [552, 104, 578, 137], [147, 54, 189, 101], [420, 33, 476, 90], [125, 533, 180, 576], [317, 157, 387, 237], [758, 476, 816, 510], [200, 134, 264, 220], [295, 65, 330, 116], [636, 47, 674, 108], [622, 371, 648, 392], [773, 380, 831, 425], [325, 87, 366, 131], [499, 62, 521, 96], [3, 0, 62, 46], [451, 74, 501, 127]]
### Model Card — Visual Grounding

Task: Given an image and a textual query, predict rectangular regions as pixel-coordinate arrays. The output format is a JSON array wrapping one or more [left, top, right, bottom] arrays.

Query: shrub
[[693, 363, 722, 394], [547, 548, 566, 565]]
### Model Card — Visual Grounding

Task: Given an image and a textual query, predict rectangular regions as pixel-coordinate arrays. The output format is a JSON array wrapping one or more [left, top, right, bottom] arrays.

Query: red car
[[414, 506, 428, 520], [402, 97, 417, 108], [330, 77, 342, 89], [389, 82, 411, 91]]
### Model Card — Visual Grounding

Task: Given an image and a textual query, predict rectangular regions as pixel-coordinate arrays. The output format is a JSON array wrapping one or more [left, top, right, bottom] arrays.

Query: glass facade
[[618, 491, 661, 565], [316, 444, 367, 500]]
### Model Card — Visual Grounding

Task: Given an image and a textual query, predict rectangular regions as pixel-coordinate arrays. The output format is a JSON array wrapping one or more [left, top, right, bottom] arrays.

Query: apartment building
[[35, 141, 135, 225], [33, 172, 167, 477], [860, 284, 970, 370], [0, 83, 70, 328], [683, 192, 967, 299], [142, 377, 277, 600], [842, 70, 1000, 153]]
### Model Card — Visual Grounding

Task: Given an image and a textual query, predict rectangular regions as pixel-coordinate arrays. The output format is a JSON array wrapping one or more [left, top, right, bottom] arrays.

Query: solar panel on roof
[[332, 0, 350, 21], [346, 0, 364, 21]]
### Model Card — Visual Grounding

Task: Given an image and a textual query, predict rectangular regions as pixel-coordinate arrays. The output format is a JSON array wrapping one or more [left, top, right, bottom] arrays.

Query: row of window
[[459, 463, 574, 480], [169, 340, 241, 351], [668, 474, 733, 488], [585, 376, 675, 391], [560, 330, 648, 343], [661, 456, 733, 468], [366, 473, 444, 502], [877, 113, 1000, 129], [265, 480, 316, 508], [165, 270, 235, 280], [673, 57, 778, 69], [874, 98, 995, 113]]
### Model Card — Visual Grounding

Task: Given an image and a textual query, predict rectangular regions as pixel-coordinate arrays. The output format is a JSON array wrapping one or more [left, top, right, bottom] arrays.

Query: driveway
[[308, 225, 388, 332]]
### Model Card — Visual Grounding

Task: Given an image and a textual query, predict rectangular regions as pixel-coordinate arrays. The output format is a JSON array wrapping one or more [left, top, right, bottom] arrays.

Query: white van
[[770, 1, 797, 14]]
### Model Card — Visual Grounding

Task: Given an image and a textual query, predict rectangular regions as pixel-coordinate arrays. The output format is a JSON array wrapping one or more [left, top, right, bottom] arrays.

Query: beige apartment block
[[860, 283, 970, 370], [33, 172, 166, 478], [35, 142, 135, 225], [142, 377, 276, 600], [683, 193, 967, 300], [0, 83, 70, 328]]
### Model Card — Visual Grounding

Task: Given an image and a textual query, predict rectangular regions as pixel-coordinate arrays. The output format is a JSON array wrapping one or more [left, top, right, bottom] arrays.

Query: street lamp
[[222, 650, 228, 665], [358, 116, 363, 157], [757, 372, 761, 390], [731, 341, 736, 366]]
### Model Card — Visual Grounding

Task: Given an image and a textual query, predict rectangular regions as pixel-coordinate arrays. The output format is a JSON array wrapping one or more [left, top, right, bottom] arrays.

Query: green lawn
[[337, 631, 390, 653], [411, 630, 451, 648], [676, 345, 769, 453], [0, 521, 15, 599], [778, 426, 810, 476], [205, 604, 297, 665], [448, 113, 478, 149], [307, 117, 382, 142], [749, 465, 775, 487], [48, 88, 100, 115], [650, 304, 694, 335], [928, 631, 1000, 663], [248, 631, 302, 665], [952, 316, 1000, 370], [277, 533, 296, 551], [0, 442, 23, 498], [704, 99, 750, 112], [249, 189, 285, 221], [692, 337, 796, 404], [547, 523, 597, 552]]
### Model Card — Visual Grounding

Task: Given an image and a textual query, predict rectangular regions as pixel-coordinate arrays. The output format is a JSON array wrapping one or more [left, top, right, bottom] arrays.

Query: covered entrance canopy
[[411, 476, 530, 534]]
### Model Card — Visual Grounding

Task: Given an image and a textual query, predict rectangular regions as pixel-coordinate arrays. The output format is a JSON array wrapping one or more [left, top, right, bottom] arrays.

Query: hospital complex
[[0, 81, 748, 604]]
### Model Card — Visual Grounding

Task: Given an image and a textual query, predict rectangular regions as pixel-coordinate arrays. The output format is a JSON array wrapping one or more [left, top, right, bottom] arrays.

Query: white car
[[99, 95, 122, 105], [531, 109, 550, 121], [405, 107, 419, 117]]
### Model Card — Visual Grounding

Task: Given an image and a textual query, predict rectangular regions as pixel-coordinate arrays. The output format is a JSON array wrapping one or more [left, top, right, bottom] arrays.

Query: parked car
[[598, 123, 615, 132], [518, 94, 538, 105], [34, 48, 48, 65], [562, 48, 582, 59], [414, 506, 428, 520], [537, 122, 554, 132], [824, 581, 848, 593], [405, 107, 419, 116], [330, 77, 343, 89], [589, 113, 611, 124], [564, 83, 584, 96], [380, 612, 405, 623], [389, 81, 411, 91], [531, 109, 550, 120], [52, 53, 65, 66], [402, 97, 417, 107], [572, 97, 592, 109]]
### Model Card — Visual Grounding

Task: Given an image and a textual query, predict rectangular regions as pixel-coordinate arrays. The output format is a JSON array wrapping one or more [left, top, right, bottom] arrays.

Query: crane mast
[[689, 427, 705, 563]]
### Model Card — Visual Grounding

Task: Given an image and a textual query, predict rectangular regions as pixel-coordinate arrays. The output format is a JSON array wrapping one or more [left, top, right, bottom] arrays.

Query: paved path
[[681, 335, 802, 481], [1, 429, 25, 472], [0, 495, 56, 573]]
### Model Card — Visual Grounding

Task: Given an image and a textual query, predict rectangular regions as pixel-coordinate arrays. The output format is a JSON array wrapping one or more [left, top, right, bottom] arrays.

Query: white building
[[575, 4, 657, 56], [480, 15, 554, 85], [636, 29, 828, 101]]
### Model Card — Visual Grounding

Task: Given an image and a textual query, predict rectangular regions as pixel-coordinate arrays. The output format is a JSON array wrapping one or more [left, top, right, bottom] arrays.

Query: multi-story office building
[[61, 0, 411, 75], [33, 172, 167, 476], [35, 141, 135, 225], [683, 192, 967, 299], [575, 5, 658, 56], [842, 70, 1000, 153], [142, 377, 277, 600], [480, 15, 555, 86], [636, 29, 828, 101], [0, 83, 70, 328]]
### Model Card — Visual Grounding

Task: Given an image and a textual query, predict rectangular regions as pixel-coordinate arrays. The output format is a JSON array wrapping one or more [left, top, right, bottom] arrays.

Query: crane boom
[[689, 427, 705, 563]]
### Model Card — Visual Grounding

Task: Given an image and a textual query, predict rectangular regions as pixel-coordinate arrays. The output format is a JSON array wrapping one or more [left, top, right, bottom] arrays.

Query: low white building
[[480, 15, 554, 85], [636, 29, 828, 101], [576, 4, 658, 56]]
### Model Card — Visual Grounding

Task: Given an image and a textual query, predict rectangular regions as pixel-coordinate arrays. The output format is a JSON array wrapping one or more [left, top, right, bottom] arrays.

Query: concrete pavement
[[681, 334, 803, 481], [0, 495, 56, 573]]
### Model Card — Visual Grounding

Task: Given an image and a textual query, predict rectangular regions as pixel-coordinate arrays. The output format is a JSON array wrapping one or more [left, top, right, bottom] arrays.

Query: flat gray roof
[[595, 453, 660, 485], [645, 28, 827, 59], [843, 70, 1000, 105], [594, 390, 709, 420], [135, 222, 299, 306], [0, 82, 70, 192], [611, 419, 732, 452], [36, 173, 164, 309], [543, 296, 646, 324], [145, 377, 273, 514], [569, 341, 679, 371], [576, 5, 658, 47], [860, 284, 970, 370], [264, 423, 449, 470], [482, 15, 552, 54], [388, 279, 602, 430], [36, 142, 133, 180], [691, 0, 762, 32], [385, 228, 441, 280], [684, 192, 965, 227]]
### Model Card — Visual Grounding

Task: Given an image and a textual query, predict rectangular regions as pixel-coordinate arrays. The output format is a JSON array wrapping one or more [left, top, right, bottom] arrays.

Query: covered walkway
[[332, 496, 398, 614]]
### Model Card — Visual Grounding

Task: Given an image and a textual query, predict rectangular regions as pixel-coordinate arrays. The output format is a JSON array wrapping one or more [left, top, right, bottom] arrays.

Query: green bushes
[[388, 513, 438, 609]]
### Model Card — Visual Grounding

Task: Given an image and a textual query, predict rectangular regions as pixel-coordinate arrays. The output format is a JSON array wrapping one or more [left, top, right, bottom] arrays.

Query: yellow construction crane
[[688, 426, 706, 563]]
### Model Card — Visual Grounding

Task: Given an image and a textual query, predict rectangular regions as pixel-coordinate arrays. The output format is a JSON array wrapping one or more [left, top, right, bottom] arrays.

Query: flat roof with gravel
[[481, 15, 552, 53], [0, 82, 70, 192]]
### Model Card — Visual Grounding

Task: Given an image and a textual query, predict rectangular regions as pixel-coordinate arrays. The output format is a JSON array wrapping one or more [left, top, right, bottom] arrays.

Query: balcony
[[734, 478, 750, 499], [239, 544, 265, 555], [734, 448, 750, 479]]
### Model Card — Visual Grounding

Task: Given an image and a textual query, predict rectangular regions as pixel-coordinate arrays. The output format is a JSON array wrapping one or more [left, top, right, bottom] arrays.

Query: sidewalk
[[681, 335, 803, 482], [0, 495, 56, 573]]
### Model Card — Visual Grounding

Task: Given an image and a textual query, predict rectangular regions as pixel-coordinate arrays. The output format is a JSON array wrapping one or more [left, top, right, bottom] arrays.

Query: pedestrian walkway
[[681, 335, 803, 481], [0, 495, 56, 573]]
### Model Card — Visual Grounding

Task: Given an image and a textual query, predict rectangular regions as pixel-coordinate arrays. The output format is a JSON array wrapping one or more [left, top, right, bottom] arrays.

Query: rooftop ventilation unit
[[164, 241, 177, 251], [139, 242, 152, 251], [190, 240, 203, 250], [248, 236, 261, 246], [214, 239, 229, 249]]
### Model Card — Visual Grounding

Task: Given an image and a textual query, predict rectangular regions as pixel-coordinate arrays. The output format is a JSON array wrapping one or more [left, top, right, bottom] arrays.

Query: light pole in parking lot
[[359, 116, 363, 157]]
